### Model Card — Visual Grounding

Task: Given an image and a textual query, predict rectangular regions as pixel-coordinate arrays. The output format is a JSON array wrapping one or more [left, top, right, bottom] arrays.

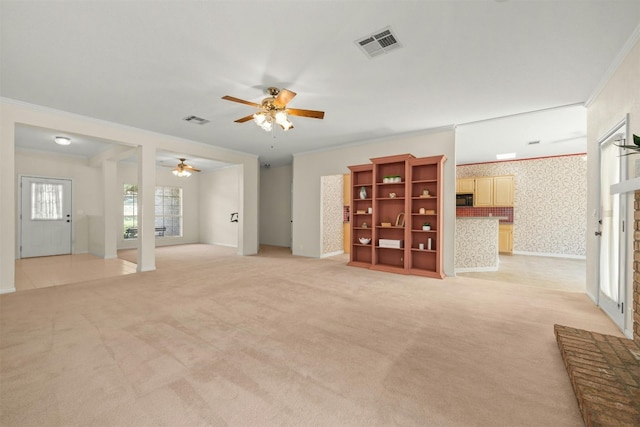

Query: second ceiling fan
[[222, 87, 324, 132]]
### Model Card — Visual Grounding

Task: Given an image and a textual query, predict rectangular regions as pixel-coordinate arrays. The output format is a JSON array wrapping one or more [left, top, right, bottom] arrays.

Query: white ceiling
[[2, 1, 639, 167]]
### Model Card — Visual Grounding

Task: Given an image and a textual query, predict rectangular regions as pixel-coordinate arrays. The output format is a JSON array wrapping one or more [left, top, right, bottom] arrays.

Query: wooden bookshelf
[[348, 164, 373, 268], [348, 154, 446, 278]]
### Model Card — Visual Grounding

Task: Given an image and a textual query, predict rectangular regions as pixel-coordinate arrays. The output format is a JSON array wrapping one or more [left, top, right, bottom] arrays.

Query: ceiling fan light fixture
[[173, 169, 192, 178], [54, 136, 71, 146], [281, 121, 293, 131], [222, 87, 324, 132], [275, 111, 288, 124], [253, 112, 266, 125], [261, 120, 273, 132]]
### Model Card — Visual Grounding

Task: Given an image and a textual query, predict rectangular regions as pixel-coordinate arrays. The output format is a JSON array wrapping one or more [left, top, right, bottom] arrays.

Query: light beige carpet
[[0, 244, 621, 426]]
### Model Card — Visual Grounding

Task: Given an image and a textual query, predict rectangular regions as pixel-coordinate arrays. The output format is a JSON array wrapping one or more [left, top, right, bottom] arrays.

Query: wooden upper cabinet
[[493, 175, 514, 206], [456, 178, 475, 194], [473, 177, 494, 206], [473, 175, 514, 207]]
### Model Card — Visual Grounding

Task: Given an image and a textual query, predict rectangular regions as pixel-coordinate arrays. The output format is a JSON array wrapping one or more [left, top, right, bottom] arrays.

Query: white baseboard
[[0, 287, 16, 295], [321, 250, 344, 258], [211, 242, 238, 248], [585, 290, 598, 304], [455, 266, 499, 273], [512, 251, 586, 260]]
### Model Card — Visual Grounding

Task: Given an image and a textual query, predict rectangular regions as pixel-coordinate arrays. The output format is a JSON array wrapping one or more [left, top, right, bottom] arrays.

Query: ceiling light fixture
[[171, 158, 200, 178], [253, 109, 293, 132], [54, 136, 71, 146], [496, 152, 516, 160], [172, 169, 192, 178], [250, 87, 294, 132]]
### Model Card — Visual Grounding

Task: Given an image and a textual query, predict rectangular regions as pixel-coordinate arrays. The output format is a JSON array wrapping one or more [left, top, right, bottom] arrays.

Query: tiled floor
[[14, 253, 137, 292], [456, 254, 586, 292]]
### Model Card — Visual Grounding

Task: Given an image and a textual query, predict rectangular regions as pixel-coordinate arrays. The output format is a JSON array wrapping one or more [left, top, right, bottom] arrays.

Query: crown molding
[[585, 22, 640, 107]]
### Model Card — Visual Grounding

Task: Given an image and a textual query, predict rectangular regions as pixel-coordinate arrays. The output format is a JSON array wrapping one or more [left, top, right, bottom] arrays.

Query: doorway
[[597, 121, 627, 329], [20, 176, 72, 258], [320, 174, 344, 257]]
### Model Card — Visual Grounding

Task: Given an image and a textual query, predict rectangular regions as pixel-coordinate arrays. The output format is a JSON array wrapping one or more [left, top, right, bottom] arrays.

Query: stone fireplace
[[552, 190, 640, 426]]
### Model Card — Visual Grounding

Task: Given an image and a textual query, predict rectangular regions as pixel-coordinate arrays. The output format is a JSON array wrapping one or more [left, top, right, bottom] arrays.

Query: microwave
[[456, 193, 473, 206]]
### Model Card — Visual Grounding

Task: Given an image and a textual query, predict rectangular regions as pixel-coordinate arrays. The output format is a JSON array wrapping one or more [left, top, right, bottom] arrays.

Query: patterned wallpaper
[[457, 154, 587, 256], [455, 218, 499, 270], [321, 175, 344, 255]]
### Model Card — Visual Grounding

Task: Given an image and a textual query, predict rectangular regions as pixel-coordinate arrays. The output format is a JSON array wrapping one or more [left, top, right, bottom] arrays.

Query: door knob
[[595, 231, 602, 236]]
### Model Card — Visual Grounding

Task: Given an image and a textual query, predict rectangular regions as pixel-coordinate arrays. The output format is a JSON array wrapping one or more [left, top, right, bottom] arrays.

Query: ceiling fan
[[222, 87, 324, 132], [171, 158, 200, 177]]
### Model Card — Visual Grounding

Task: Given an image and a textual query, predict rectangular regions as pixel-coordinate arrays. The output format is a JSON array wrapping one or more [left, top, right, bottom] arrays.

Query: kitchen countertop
[[456, 216, 507, 220]]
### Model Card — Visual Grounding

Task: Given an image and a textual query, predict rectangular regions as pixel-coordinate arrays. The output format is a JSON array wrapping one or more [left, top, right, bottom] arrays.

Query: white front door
[[20, 176, 72, 258], [597, 126, 626, 329]]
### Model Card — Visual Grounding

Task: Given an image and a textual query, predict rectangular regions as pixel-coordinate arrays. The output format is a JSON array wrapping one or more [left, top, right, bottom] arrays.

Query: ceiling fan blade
[[183, 165, 201, 172], [222, 95, 260, 108], [234, 115, 254, 123], [273, 89, 297, 108], [287, 108, 325, 119]]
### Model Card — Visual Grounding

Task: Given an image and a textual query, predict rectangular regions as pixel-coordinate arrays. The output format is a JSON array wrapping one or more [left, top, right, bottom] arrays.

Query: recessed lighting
[[54, 136, 71, 146], [496, 152, 516, 160]]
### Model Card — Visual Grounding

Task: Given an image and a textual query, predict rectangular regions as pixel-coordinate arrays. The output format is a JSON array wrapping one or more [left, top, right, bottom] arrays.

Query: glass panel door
[[20, 176, 72, 258]]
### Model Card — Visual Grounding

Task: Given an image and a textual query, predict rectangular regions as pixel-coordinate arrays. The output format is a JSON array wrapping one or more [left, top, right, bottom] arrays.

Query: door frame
[[596, 118, 628, 330], [18, 174, 74, 259]]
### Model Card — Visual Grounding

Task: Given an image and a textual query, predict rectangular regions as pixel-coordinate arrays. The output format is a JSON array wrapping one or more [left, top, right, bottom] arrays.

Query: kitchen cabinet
[[499, 224, 513, 253], [473, 175, 514, 207], [474, 177, 494, 206], [456, 178, 475, 194], [348, 153, 446, 279], [493, 175, 514, 206]]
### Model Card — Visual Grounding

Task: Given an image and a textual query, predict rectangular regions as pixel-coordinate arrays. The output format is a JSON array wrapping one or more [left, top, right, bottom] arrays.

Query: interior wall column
[[102, 159, 118, 259], [137, 144, 156, 272], [0, 113, 16, 293]]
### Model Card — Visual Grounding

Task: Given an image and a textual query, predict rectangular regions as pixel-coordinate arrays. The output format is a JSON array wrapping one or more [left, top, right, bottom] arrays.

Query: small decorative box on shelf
[[379, 239, 404, 248]]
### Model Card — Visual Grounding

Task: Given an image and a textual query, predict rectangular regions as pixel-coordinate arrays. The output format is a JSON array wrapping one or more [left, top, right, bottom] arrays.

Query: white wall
[[292, 128, 456, 276], [259, 165, 292, 247], [586, 36, 640, 337], [199, 166, 240, 247]]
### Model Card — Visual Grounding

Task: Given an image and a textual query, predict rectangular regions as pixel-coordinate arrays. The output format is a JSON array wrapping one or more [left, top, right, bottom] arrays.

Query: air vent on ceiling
[[527, 140, 541, 145], [183, 115, 210, 125], [355, 26, 402, 58]]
